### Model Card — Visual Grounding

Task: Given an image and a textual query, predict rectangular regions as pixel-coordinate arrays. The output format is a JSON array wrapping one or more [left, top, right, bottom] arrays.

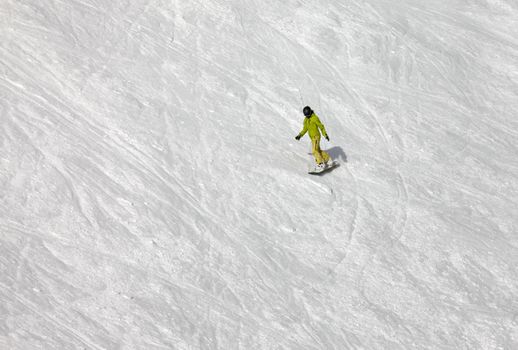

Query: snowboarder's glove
[[295, 135, 301, 140], [325, 135, 330, 141]]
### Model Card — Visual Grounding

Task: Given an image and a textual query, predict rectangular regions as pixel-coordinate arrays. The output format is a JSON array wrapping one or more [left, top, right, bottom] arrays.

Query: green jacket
[[298, 113, 328, 139]]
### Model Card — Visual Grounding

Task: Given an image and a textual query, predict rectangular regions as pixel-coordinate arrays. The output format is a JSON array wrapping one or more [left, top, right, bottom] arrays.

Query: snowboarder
[[295, 106, 332, 171]]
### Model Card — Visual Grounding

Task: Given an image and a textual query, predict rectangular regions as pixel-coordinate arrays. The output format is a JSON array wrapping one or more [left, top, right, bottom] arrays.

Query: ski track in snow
[[1, 0, 518, 349]]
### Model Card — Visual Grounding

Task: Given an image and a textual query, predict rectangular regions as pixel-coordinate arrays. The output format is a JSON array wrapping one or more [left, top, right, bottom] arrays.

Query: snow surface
[[1, 0, 518, 349]]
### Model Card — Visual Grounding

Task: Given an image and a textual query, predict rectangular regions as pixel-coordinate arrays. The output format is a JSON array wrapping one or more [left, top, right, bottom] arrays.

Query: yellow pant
[[311, 135, 330, 164]]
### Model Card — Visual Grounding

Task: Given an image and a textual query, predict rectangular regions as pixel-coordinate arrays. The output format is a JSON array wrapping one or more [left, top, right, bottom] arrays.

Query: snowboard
[[308, 160, 339, 174]]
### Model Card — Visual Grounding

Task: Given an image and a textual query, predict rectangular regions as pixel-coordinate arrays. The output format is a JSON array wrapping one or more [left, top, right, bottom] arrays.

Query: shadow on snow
[[307, 146, 347, 176]]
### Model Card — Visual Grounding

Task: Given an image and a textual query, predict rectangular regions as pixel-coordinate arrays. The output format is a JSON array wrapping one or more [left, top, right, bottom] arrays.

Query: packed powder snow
[[1, 0, 517, 349]]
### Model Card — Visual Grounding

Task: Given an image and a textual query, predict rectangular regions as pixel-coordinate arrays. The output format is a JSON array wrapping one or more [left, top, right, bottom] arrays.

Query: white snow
[[1, 0, 518, 349]]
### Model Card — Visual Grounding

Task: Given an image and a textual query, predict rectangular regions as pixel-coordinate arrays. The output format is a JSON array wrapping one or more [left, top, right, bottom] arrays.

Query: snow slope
[[1, 0, 518, 348]]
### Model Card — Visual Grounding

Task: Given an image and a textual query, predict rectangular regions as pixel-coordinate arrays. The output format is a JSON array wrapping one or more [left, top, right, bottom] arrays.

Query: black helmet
[[303, 106, 313, 117]]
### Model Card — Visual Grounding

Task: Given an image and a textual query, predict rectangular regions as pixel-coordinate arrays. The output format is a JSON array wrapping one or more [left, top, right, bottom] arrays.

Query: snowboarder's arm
[[297, 120, 308, 139], [315, 116, 328, 138]]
